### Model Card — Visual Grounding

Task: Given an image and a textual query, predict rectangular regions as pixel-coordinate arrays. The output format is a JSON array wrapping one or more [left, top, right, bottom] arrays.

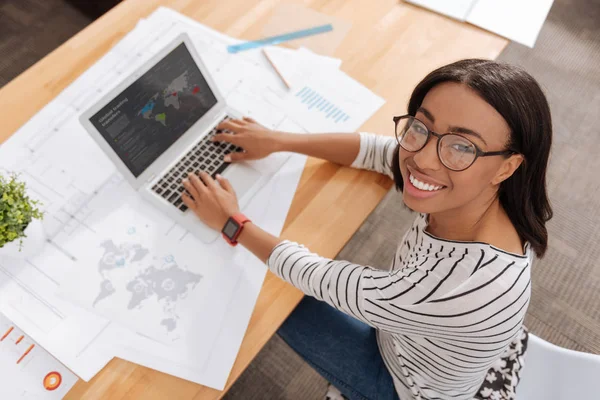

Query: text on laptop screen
[[89, 42, 218, 177]]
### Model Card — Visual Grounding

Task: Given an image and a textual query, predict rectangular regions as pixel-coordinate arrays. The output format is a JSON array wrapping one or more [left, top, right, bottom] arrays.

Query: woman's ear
[[492, 154, 524, 186]]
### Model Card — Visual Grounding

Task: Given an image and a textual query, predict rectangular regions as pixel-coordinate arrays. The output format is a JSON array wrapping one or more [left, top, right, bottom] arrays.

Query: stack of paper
[[0, 6, 384, 393], [406, 0, 555, 48]]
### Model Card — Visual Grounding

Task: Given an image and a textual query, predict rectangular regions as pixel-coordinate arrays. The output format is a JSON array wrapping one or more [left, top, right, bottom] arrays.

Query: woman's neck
[[427, 195, 502, 242]]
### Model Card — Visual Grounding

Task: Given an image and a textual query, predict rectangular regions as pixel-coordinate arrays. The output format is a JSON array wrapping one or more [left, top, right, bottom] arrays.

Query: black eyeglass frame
[[393, 115, 516, 172]]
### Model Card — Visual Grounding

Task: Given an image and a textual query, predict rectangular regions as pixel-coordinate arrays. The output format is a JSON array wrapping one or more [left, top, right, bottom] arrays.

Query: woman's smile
[[404, 172, 447, 199], [403, 163, 448, 199]]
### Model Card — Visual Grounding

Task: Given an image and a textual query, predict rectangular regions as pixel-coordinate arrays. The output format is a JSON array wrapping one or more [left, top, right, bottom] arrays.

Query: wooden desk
[[0, 1, 506, 398]]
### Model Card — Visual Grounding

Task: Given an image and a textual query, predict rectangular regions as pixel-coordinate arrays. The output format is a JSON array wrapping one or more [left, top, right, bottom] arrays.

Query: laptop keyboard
[[150, 116, 243, 213]]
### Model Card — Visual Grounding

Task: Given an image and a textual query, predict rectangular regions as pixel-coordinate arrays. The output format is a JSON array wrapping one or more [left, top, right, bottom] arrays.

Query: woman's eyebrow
[[448, 126, 488, 146], [418, 106, 488, 146], [417, 107, 435, 122]]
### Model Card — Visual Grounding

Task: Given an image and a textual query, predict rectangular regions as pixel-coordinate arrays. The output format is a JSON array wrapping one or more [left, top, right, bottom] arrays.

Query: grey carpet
[[226, 0, 600, 398], [0, 1, 598, 399]]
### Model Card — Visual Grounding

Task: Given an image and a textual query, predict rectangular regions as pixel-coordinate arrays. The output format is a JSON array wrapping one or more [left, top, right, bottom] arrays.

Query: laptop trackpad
[[221, 163, 261, 201]]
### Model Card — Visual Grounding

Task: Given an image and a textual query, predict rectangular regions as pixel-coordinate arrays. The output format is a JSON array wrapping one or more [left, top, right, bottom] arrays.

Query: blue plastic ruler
[[227, 24, 334, 53]]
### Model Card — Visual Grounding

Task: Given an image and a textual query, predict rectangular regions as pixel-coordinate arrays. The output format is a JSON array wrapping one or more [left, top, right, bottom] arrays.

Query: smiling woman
[[390, 59, 553, 259], [182, 59, 552, 400]]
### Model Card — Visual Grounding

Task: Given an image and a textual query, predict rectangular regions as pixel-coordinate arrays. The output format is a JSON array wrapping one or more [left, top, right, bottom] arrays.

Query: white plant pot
[[0, 219, 46, 259]]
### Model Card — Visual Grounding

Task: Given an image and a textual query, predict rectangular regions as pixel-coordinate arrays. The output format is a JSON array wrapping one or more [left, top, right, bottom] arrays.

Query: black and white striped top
[[267, 133, 532, 400]]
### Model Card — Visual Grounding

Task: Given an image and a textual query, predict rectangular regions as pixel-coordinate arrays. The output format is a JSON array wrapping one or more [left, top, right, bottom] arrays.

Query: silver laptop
[[80, 33, 266, 243]]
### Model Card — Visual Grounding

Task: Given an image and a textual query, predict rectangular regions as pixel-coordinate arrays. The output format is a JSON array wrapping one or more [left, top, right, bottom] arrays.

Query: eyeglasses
[[393, 115, 515, 172]]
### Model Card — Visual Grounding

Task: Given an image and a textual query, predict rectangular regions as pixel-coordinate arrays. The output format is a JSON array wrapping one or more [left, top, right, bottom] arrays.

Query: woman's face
[[399, 82, 521, 215]]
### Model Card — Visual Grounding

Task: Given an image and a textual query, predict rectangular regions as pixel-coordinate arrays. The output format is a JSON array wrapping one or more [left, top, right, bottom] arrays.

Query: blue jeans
[[277, 296, 400, 400]]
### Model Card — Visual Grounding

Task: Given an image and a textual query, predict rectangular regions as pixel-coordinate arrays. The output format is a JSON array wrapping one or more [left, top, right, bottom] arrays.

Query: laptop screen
[[89, 42, 218, 178]]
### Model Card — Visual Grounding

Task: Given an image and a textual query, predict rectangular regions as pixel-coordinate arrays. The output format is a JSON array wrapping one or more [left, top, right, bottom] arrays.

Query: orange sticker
[[43, 371, 62, 391]]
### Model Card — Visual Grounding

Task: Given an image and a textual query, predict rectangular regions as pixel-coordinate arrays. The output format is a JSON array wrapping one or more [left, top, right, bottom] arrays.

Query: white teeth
[[409, 174, 444, 192]]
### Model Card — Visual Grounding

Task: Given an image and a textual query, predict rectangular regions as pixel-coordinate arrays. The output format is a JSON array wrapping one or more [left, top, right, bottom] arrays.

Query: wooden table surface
[[0, 0, 507, 398]]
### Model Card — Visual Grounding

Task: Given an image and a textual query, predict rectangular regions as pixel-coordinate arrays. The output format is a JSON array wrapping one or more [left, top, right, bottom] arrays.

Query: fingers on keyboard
[[152, 116, 235, 212]]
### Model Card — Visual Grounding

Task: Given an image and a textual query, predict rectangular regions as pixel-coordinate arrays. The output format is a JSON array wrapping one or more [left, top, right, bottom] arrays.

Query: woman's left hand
[[181, 172, 240, 231]]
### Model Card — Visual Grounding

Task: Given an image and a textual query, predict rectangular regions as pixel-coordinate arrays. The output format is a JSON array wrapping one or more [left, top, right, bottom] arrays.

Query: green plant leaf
[[0, 173, 44, 249]]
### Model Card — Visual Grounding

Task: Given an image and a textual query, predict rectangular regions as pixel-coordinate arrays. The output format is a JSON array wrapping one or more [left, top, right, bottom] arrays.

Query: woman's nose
[[412, 136, 442, 171]]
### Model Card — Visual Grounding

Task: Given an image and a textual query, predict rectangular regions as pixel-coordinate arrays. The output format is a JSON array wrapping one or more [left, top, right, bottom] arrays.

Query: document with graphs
[[0, 312, 77, 399]]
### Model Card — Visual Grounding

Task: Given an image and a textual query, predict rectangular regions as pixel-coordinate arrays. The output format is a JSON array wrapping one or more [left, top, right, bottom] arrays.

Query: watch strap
[[222, 213, 251, 246]]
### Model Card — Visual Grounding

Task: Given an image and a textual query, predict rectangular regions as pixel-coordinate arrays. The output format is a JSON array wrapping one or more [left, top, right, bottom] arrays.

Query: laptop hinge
[[146, 173, 157, 184]]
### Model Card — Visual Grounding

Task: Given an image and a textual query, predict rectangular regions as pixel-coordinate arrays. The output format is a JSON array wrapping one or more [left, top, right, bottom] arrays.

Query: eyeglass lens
[[396, 117, 477, 171]]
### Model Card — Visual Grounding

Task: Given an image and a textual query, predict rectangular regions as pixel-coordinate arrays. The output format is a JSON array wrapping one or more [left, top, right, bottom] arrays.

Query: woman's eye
[[452, 144, 474, 153], [412, 125, 427, 135]]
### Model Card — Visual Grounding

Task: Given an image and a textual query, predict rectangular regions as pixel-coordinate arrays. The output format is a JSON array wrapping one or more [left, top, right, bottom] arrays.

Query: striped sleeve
[[267, 241, 531, 342], [267, 240, 375, 325], [350, 132, 396, 179], [265, 240, 466, 330]]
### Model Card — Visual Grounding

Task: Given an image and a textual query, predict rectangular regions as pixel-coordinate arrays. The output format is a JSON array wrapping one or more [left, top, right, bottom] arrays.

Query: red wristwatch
[[221, 213, 251, 246]]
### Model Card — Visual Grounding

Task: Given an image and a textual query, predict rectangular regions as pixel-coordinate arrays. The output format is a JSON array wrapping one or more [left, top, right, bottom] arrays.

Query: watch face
[[223, 219, 240, 239]]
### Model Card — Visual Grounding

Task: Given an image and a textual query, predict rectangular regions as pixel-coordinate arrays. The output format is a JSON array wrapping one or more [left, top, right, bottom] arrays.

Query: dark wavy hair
[[391, 59, 553, 258]]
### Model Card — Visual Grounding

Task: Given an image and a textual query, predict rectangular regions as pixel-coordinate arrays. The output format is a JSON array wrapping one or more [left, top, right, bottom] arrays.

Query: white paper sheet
[[406, 0, 554, 47], [263, 71, 385, 133], [466, 0, 554, 48], [406, 0, 476, 21], [263, 45, 342, 88], [0, 313, 78, 399], [108, 149, 308, 389], [55, 176, 224, 343], [298, 47, 342, 68]]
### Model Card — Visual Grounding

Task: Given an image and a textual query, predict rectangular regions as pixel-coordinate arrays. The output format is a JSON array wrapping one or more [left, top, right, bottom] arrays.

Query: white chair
[[518, 333, 600, 399]]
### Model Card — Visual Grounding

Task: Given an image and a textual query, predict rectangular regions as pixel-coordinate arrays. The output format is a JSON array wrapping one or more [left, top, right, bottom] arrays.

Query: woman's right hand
[[212, 117, 286, 162]]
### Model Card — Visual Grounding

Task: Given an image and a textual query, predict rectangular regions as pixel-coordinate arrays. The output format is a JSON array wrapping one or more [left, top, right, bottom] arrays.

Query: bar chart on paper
[[296, 86, 351, 124], [270, 73, 384, 133]]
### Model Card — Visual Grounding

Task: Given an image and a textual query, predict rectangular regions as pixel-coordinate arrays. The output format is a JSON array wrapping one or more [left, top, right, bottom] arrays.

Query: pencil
[[262, 49, 292, 89]]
